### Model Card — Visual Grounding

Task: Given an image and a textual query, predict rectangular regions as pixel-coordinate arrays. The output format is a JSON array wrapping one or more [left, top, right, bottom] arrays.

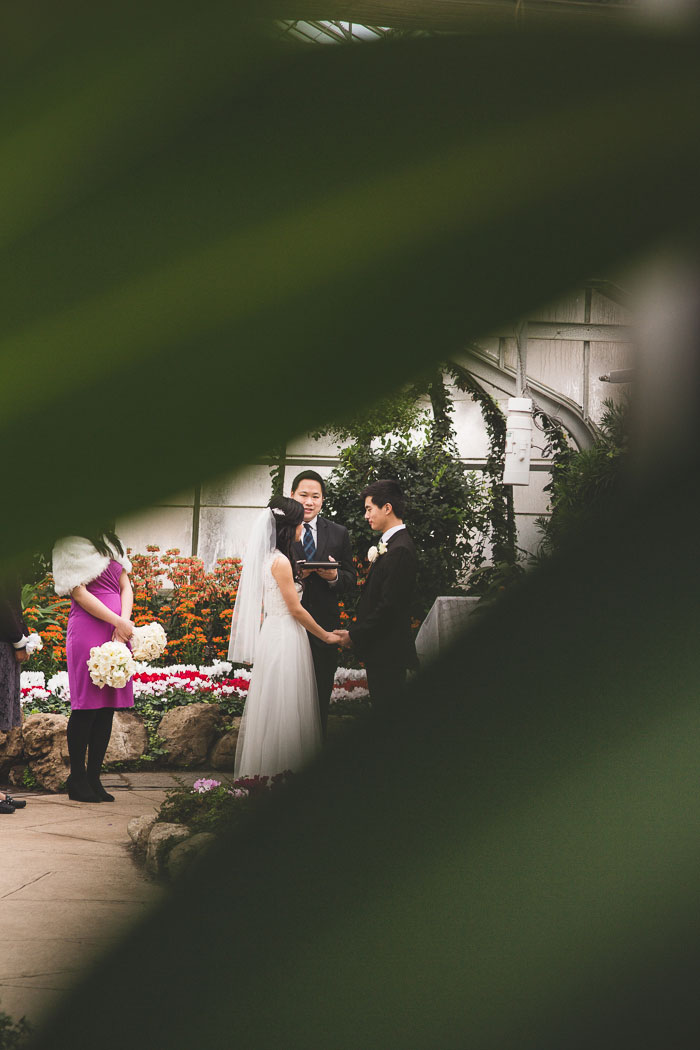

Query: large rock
[[104, 710, 148, 764], [145, 822, 190, 876], [127, 814, 158, 851], [21, 713, 70, 791], [157, 703, 221, 766], [209, 720, 241, 771], [167, 832, 216, 880], [0, 726, 25, 778], [8, 764, 28, 788]]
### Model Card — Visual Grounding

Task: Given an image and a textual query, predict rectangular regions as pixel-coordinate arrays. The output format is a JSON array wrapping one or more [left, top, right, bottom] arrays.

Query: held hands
[[334, 629, 353, 649], [325, 630, 343, 646], [112, 617, 135, 644]]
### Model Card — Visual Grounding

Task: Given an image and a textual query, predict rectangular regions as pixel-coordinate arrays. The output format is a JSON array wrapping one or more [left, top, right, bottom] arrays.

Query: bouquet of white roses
[[130, 622, 168, 661], [25, 632, 43, 656], [87, 641, 136, 689]]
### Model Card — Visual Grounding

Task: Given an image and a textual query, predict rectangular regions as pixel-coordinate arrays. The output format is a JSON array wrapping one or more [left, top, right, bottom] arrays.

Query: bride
[[229, 496, 341, 778]]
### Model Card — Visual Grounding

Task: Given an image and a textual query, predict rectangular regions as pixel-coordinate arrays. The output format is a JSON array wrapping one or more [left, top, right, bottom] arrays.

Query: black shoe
[[66, 774, 101, 803], [3, 794, 26, 809], [0, 799, 16, 814], [89, 779, 115, 802]]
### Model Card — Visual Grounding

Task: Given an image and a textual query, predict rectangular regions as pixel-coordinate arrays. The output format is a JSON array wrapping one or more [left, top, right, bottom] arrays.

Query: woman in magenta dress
[[52, 530, 135, 803]]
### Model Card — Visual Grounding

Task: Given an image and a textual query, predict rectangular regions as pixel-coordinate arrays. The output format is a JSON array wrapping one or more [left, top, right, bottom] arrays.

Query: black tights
[[67, 708, 115, 783]]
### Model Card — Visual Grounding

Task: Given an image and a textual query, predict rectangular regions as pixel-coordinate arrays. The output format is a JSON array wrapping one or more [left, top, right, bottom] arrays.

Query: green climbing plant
[[535, 397, 630, 554]]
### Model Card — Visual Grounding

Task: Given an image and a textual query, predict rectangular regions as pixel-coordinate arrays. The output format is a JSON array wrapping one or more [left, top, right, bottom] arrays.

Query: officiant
[[290, 470, 356, 736]]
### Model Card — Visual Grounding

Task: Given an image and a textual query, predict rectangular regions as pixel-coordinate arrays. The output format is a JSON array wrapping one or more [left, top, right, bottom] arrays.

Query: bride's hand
[[112, 617, 135, 644], [325, 630, 343, 645]]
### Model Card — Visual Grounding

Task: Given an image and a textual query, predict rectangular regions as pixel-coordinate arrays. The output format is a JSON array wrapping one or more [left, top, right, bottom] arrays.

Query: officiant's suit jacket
[[293, 516, 356, 733], [293, 516, 356, 632], [349, 528, 418, 675]]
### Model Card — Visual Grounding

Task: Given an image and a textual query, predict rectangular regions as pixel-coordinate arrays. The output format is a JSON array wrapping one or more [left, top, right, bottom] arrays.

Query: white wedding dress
[[234, 552, 322, 778]]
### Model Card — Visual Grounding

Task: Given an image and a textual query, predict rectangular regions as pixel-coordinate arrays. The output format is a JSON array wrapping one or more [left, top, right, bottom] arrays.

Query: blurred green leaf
[[1, 10, 698, 561], [4, 8, 700, 1048]]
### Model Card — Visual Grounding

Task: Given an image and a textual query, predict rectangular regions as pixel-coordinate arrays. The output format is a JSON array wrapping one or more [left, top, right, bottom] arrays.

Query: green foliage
[[156, 774, 295, 837], [22, 694, 70, 718], [321, 366, 523, 618], [446, 361, 517, 564], [268, 442, 287, 497], [20, 583, 64, 629], [0, 1008, 32, 1049], [310, 383, 430, 447], [324, 428, 491, 621], [467, 560, 527, 605], [20, 767, 39, 791], [156, 784, 253, 836], [536, 398, 630, 554], [327, 698, 372, 721]]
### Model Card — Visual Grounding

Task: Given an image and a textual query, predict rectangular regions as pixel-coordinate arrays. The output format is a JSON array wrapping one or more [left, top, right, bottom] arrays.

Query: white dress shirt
[[381, 523, 406, 545]]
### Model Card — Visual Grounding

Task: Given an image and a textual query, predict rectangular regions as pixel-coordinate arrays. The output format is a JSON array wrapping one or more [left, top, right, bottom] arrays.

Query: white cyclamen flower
[[25, 633, 43, 655], [21, 671, 46, 689], [47, 671, 71, 701]]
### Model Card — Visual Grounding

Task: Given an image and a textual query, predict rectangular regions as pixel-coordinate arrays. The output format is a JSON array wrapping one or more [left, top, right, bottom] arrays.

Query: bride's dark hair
[[80, 526, 124, 559], [268, 496, 304, 578]]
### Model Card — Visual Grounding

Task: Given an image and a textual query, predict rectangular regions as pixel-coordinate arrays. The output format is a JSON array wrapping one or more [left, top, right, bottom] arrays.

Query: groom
[[291, 470, 356, 735], [336, 479, 418, 715]]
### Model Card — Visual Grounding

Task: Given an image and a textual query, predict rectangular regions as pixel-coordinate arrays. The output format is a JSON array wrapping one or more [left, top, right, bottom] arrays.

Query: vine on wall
[[445, 361, 517, 566]]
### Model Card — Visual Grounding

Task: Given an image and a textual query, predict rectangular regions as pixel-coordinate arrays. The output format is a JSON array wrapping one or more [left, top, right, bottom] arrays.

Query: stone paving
[[0, 771, 214, 1028]]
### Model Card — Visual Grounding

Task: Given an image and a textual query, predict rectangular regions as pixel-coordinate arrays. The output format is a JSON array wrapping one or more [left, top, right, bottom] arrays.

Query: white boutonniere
[[367, 540, 387, 564]]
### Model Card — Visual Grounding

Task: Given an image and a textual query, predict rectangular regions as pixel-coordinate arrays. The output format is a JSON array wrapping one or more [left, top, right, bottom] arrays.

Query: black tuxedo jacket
[[293, 516, 356, 632], [349, 528, 418, 670]]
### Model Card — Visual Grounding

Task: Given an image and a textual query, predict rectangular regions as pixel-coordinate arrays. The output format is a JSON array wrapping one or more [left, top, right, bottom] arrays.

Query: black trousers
[[308, 635, 338, 737], [365, 660, 407, 719]]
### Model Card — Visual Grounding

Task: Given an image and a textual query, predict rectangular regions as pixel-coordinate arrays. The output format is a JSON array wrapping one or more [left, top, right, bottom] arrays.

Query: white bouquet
[[87, 641, 136, 689], [130, 622, 168, 661], [25, 632, 43, 655]]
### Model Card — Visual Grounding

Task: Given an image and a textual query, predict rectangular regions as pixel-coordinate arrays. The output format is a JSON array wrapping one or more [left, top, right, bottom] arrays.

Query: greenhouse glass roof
[[276, 21, 394, 44]]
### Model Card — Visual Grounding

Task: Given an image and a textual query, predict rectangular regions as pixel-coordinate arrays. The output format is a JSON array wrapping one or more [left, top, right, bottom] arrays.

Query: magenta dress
[[66, 560, 134, 711]]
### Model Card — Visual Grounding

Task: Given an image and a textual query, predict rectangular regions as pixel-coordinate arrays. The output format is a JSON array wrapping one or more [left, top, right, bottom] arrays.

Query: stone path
[[0, 771, 209, 1028]]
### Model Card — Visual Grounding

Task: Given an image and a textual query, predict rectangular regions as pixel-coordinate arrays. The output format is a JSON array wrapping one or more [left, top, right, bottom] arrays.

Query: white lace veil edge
[[228, 508, 277, 665]]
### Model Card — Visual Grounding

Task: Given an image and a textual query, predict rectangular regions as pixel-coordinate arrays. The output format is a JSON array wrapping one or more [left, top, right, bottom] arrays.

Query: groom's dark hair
[[290, 469, 326, 496], [361, 479, 405, 519]]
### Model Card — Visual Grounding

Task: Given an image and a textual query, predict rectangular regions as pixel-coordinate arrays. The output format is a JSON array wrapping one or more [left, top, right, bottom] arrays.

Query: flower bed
[[21, 546, 382, 674], [4, 665, 370, 791], [157, 773, 294, 836], [20, 663, 367, 714], [18, 664, 370, 769]]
